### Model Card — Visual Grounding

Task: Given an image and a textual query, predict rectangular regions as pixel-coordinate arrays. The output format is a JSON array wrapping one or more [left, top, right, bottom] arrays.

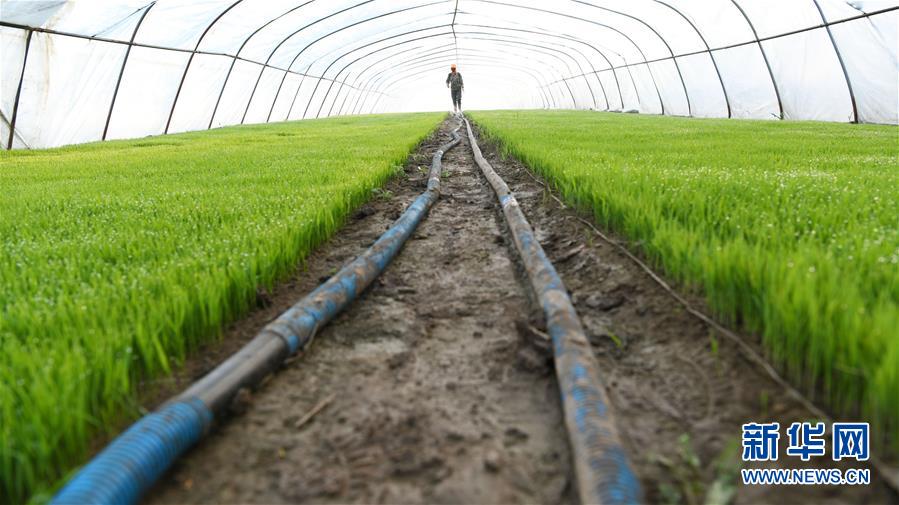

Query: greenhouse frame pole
[[470, 0, 667, 114], [331, 46, 554, 116], [298, 25, 588, 120], [467, 19, 652, 111], [337, 44, 448, 115], [811, 0, 859, 123], [265, 5, 452, 123], [238, 0, 382, 125], [206, 1, 318, 130], [374, 67, 544, 112], [465, 36, 580, 109], [451, 0, 460, 62], [652, 0, 732, 118], [263, 5, 453, 124], [459, 22, 626, 109], [348, 32, 589, 113], [288, 10, 636, 120], [540, 6, 895, 118], [280, 13, 649, 120], [572, 0, 693, 116], [6, 29, 32, 150], [454, 30, 601, 110], [728, 0, 784, 119], [309, 32, 581, 119], [164, 0, 244, 135], [363, 57, 553, 114], [317, 32, 588, 118], [339, 23, 622, 116], [339, 48, 558, 116], [333, 46, 451, 115], [246, 0, 447, 126], [102, 2, 155, 141], [362, 53, 560, 112], [283, 27, 454, 120], [355, 51, 556, 113], [458, 23, 611, 110]]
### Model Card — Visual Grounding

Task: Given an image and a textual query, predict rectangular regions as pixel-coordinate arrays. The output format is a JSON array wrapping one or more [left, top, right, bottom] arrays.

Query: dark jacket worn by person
[[446, 72, 464, 91]]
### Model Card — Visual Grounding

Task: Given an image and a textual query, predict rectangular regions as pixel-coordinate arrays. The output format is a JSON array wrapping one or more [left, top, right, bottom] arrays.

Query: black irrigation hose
[[52, 121, 462, 505], [463, 116, 641, 504]]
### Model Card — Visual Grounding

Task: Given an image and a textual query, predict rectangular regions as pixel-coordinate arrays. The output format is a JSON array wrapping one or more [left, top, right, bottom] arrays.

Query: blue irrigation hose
[[52, 122, 462, 505], [463, 117, 641, 505]]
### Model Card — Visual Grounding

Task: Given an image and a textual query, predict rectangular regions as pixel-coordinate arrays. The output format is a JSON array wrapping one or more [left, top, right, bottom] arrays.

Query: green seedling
[[471, 109, 898, 449], [0, 112, 444, 502]]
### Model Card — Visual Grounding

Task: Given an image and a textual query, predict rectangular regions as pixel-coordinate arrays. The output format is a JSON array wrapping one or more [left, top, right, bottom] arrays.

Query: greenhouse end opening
[[1, 2, 897, 505]]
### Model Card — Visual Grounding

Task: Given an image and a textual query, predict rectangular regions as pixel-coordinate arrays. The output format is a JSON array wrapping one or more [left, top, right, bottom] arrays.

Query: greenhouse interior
[[1, 1, 897, 504]]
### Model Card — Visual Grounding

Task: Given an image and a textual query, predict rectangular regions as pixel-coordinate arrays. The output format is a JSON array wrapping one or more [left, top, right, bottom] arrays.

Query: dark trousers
[[451, 88, 462, 109]]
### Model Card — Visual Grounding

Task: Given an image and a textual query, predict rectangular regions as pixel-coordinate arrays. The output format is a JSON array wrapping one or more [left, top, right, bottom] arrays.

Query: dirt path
[[148, 119, 574, 504], [147, 118, 892, 504]]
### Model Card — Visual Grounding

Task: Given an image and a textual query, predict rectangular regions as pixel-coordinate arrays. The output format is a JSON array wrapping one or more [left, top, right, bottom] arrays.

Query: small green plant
[[371, 187, 394, 201], [607, 331, 623, 349], [759, 390, 770, 419], [705, 438, 741, 505], [653, 433, 703, 505], [655, 434, 740, 505]]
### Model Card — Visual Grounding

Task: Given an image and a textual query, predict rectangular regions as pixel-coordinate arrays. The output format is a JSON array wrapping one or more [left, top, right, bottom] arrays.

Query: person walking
[[446, 64, 464, 113]]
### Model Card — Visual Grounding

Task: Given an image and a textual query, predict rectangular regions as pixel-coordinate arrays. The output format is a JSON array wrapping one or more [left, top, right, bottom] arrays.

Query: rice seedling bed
[[469, 110, 898, 445], [0, 112, 443, 502]]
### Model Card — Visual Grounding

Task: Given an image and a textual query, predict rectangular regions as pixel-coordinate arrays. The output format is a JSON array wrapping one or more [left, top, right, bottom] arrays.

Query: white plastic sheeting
[[1, 0, 896, 149]]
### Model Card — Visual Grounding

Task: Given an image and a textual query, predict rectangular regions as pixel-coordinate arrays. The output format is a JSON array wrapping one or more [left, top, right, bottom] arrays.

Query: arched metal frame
[[327, 45, 556, 117], [343, 20, 629, 113], [460, 23, 610, 108], [811, 0, 859, 123], [652, 0, 732, 117], [284, 27, 456, 120], [571, 0, 693, 115], [350, 47, 553, 112], [6, 28, 32, 150], [346, 44, 565, 114], [361, 54, 552, 113], [309, 32, 590, 120], [104, 2, 156, 140], [275, 16, 458, 122], [164, 0, 243, 134], [262, 0, 671, 122], [728, 0, 785, 119], [354, 52, 551, 112], [338, 34, 583, 115], [245, 1, 454, 125], [467, 17, 631, 108], [325, 44, 544, 115], [275, 0, 674, 121], [335, 23, 616, 113], [207, 0, 319, 129], [239, 0, 427, 125], [3, 0, 898, 149], [469, 0, 667, 113], [373, 64, 545, 112]]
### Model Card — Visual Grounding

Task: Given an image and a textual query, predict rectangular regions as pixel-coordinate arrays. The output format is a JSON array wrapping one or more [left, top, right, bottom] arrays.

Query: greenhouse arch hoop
[[2, 0, 897, 149]]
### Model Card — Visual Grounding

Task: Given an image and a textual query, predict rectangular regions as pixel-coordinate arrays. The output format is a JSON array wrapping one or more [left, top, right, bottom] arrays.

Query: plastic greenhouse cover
[[1, 0, 896, 148]]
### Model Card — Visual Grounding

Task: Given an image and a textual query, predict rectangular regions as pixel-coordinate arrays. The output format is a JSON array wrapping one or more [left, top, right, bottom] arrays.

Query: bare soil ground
[[145, 118, 893, 504]]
